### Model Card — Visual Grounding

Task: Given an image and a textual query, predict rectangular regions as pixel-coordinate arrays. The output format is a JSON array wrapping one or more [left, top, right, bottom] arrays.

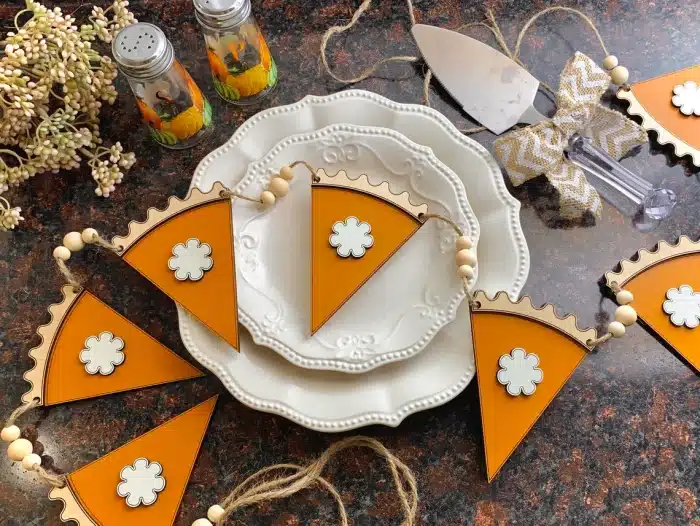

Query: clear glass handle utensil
[[566, 133, 677, 220]]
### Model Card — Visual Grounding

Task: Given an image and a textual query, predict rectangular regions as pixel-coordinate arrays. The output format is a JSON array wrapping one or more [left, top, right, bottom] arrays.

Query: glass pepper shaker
[[193, 0, 278, 105], [112, 23, 213, 149]]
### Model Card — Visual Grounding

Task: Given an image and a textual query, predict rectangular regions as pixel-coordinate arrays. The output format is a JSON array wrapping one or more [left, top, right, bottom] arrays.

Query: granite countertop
[[1, 0, 699, 524]]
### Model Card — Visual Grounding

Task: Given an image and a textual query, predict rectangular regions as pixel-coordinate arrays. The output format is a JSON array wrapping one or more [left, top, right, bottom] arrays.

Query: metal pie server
[[412, 24, 676, 221]]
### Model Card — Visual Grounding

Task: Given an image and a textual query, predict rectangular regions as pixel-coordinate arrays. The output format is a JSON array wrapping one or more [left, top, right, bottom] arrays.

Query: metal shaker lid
[[112, 23, 174, 80], [193, 0, 251, 30]]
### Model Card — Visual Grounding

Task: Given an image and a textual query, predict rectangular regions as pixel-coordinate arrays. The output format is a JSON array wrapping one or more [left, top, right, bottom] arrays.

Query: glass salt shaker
[[112, 23, 213, 149], [193, 0, 278, 105]]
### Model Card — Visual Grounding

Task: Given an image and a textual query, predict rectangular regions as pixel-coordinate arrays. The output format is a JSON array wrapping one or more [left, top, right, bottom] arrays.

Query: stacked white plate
[[182, 90, 529, 432]]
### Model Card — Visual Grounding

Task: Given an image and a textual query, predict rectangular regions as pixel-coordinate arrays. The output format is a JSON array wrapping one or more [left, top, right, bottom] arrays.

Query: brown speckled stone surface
[[2, 0, 700, 524]]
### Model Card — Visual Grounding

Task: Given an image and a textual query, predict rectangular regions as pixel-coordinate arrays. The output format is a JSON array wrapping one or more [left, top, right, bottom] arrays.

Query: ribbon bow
[[494, 52, 647, 220]]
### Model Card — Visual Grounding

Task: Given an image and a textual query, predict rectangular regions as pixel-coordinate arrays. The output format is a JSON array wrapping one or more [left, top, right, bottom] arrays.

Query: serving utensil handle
[[566, 133, 676, 221]]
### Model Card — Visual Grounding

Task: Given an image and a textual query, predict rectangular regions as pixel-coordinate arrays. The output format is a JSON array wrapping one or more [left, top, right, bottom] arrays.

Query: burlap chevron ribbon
[[494, 52, 647, 220]]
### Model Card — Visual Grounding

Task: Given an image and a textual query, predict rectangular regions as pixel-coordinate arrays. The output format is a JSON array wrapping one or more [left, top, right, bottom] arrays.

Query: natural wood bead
[[63, 231, 85, 252], [279, 165, 294, 180], [261, 191, 276, 206], [609, 65, 629, 86], [7, 438, 33, 461], [456, 236, 473, 250], [615, 290, 634, 305], [52, 246, 71, 261], [207, 504, 225, 522], [457, 264, 475, 280], [1, 425, 21, 442], [608, 321, 626, 338], [456, 249, 477, 267], [22, 453, 42, 470], [81, 227, 99, 244], [602, 55, 618, 70], [192, 519, 213, 526], [268, 177, 289, 197], [614, 305, 637, 326]]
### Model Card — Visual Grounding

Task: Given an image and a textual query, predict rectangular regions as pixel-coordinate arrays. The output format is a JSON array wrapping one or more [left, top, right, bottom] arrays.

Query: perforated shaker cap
[[112, 23, 174, 80], [192, 0, 251, 30]]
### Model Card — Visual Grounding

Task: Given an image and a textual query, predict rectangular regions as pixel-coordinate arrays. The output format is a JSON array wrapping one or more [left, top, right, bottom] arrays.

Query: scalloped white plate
[[232, 124, 479, 373], [183, 90, 529, 431]]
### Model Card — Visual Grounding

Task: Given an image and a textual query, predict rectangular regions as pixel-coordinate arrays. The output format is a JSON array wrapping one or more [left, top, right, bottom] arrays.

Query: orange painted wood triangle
[[622, 253, 700, 372], [630, 64, 700, 151], [471, 305, 589, 482], [38, 289, 203, 406], [50, 397, 217, 526], [311, 185, 421, 334], [121, 199, 240, 351]]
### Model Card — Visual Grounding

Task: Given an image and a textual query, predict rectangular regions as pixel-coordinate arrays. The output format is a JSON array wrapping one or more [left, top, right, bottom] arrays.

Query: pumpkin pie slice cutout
[[470, 291, 595, 482], [49, 396, 217, 526], [618, 65, 700, 166], [22, 286, 203, 407], [113, 182, 240, 351], [311, 169, 428, 334], [605, 236, 700, 372]]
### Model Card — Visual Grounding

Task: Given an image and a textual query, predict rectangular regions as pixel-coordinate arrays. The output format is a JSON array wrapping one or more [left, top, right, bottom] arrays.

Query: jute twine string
[[217, 436, 418, 525], [586, 332, 612, 348], [5, 398, 40, 428], [320, 0, 419, 85], [585, 280, 624, 348], [321, 2, 615, 132], [54, 231, 121, 290]]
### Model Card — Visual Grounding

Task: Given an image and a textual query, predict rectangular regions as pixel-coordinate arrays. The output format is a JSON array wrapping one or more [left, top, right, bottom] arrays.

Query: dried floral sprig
[[0, 0, 137, 231]]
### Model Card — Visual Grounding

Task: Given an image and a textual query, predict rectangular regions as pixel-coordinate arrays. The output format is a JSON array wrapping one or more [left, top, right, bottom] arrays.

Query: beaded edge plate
[[230, 124, 479, 372], [183, 90, 529, 431]]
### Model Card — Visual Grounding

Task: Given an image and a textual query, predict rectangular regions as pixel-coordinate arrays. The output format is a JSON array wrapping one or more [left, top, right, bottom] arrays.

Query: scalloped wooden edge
[[112, 182, 229, 252], [471, 291, 597, 348], [605, 235, 700, 289], [315, 169, 428, 218], [49, 482, 97, 526], [617, 88, 700, 166], [22, 285, 81, 405]]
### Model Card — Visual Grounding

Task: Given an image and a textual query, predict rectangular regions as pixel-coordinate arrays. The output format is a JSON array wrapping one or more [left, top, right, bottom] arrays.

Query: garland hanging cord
[[217, 436, 418, 526], [320, 2, 616, 132]]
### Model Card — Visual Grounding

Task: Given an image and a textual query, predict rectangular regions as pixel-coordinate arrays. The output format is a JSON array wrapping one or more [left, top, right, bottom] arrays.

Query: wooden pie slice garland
[[23, 285, 203, 407], [470, 291, 596, 482], [49, 396, 217, 526], [617, 65, 700, 165], [113, 182, 240, 351], [311, 169, 428, 334], [605, 236, 700, 372]]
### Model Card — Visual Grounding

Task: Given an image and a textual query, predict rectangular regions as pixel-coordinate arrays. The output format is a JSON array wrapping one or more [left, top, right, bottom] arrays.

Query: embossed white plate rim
[[184, 89, 529, 431], [233, 123, 479, 372]]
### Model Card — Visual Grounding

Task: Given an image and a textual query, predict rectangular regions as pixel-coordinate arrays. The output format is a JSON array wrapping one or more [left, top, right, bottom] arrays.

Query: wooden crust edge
[[471, 290, 597, 348], [315, 169, 428, 218], [604, 235, 700, 288], [22, 286, 81, 405], [617, 88, 700, 166], [112, 182, 229, 252], [49, 481, 98, 526]]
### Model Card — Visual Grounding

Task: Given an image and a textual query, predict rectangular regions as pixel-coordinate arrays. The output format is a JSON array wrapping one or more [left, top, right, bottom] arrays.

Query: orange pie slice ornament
[[22, 285, 203, 407], [311, 169, 428, 334], [112, 182, 240, 351], [606, 236, 700, 372], [618, 65, 700, 165], [470, 291, 595, 482], [49, 396, 217, 526]]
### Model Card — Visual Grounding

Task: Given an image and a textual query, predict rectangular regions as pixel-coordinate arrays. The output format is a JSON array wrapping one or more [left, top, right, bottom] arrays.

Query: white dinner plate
[[232, 124, 479, 372], [183, 90, 529, 431]]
